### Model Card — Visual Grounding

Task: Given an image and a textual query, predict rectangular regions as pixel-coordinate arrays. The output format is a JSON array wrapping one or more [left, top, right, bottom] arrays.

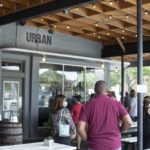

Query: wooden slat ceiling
[[112, 54, 150, 62], [0, 0, 150, 62], [0, 0, 55, 16], [24, 0, 150, 46]]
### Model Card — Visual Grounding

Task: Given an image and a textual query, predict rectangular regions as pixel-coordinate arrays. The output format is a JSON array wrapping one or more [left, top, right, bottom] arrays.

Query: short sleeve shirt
[[130, 97, 137, 117], [79, 94, 128, 150]]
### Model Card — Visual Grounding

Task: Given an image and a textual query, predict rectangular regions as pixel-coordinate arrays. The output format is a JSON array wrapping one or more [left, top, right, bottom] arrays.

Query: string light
[[95, 23, 98, 27], [67, 25, 70, 29], [109, 1, 113, 5], [145, 11, 148, 15], [109, 16, 112, 20], [107, 32, 110, 36], [122, 36, 125, 40], [93, 4, 96, 8], [42, 55, 46, 63]]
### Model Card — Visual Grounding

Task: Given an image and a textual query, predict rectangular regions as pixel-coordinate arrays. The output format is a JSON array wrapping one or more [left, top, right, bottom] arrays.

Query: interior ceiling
[[0, 0, 150, 62]]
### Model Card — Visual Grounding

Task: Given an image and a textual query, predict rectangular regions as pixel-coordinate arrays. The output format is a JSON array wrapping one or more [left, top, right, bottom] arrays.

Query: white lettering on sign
[[137, 85, 147, 93]]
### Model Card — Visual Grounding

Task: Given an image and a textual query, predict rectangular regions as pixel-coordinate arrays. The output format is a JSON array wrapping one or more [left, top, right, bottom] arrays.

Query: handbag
[[59, 109, 70, 137]]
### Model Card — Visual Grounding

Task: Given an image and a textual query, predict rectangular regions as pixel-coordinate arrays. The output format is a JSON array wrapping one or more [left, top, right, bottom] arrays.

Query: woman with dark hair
[[128, 89, 137, 121], [52, 94, 76, 145], [143, 96, 150, 149]]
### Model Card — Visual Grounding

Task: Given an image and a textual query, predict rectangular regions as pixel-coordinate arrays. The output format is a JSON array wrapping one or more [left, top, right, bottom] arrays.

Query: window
[[39, 63, 63, 126]]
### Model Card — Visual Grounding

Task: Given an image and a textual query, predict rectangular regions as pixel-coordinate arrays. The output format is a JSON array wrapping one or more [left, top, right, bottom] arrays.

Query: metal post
[[121, 55, 125, 105], [62, 65, 64, 94], [137, 0, 143, 149]]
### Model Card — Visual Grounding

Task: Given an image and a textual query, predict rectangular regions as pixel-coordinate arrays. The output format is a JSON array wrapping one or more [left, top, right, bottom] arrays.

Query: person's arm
[[120, 114, 132, 133], [128, 106, 132, 114], [78, 121, 87, 142]]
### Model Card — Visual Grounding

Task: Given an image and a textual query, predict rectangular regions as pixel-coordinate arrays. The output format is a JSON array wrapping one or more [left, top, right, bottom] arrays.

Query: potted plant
[[43, 113, 54, 147], [44, 136, 54, 147]]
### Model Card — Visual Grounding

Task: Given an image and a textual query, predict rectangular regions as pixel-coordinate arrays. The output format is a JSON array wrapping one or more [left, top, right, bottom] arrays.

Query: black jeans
[[54, 134, 71, 145]]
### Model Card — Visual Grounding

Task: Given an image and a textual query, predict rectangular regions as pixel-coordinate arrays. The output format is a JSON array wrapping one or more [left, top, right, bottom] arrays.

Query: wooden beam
[[116, 37, 126, 53]]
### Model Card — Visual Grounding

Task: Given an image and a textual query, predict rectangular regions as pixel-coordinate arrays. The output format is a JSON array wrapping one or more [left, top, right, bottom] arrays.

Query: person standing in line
[[78, 80, 132, 150], [143, 96, 150, 149], [51, 95, 76, 145], [128, 89, 137, 121], [71, 95, 83, 150]]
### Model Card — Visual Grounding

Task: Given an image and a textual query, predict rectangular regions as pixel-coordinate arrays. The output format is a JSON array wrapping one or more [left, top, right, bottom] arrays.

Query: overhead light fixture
[[98, 36, 101, 39], [135, 34, 137, 37], [93, 32, 96, 35], [63, 9, 69, 14], [76, 8, 79, 11], [126, 15, 129, 19], [40, 18, 44, 21], [67, 25, 70, 29], [42, 55, 46, 63], [0, 3, 2, 7], [48, 28, 54, 34], [109, 1, 113, 5]]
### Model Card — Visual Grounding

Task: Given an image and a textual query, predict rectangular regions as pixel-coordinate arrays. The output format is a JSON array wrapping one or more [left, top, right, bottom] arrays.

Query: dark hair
[[90, 93, 95, 99], [130, 89, 136, 98], [51, 95, 66, 114], [73, 95, 81, 102], [144, 96, 150, 107]]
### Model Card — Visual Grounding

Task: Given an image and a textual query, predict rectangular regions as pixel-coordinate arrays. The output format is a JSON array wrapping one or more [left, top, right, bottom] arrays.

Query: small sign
[[137, 85, 147, 93]]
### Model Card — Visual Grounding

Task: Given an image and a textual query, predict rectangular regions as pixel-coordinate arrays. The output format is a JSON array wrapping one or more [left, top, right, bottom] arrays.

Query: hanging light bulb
[[109, 1, 113, 5], [107, 32, 110, 36], [145, 11, 148, 15], [109, 16, 112, 20], [115, 65, 118, 72], [0, 3, 2, 7], [42, 55, 46, 62], [76, 8, 79, 11], [93, 32, 96, 35], [98, 36, 101, 39], [54, 24, 57, 28], [101, 63, 104, 69], [67, 25, 70, 29], [95, 22, 98, 27], [122, 36, 125, 40], [122, 29, 125, 33], [93, 4, 96, 8], [126, 15, 129, 19]]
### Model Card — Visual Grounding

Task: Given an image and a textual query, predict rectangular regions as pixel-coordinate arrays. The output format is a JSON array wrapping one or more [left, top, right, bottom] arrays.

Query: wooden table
[[0, 142, 76, 150]]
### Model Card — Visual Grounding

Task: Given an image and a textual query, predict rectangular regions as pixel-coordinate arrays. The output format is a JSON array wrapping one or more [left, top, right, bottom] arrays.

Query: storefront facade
[[0, 23, 112, 140]]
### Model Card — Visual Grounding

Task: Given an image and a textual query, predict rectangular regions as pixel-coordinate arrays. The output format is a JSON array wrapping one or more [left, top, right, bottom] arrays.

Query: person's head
[[107, 91, 116, 99], [51, 94, 67, 114], [125, 92, 129, 96], [130, 89, 136, 98], [94, 80, 107, 95], [73, 95, 81, 104], [143, 96, 150, 107], [90, 93, 95, 100]]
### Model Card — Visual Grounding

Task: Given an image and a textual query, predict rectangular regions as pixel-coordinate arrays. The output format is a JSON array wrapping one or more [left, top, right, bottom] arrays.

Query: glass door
[[2, 78, 23, 122]]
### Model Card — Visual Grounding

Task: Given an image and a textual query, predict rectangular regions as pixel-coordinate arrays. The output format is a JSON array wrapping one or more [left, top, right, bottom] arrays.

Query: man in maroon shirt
[[78, 81, 132, 150]]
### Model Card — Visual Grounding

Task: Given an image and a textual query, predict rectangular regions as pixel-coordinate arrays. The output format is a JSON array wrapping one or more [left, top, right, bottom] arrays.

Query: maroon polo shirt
[[79, 94, 128, 150]]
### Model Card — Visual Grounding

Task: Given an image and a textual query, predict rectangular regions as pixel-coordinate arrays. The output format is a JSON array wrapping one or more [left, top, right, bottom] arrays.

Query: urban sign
[[26, 32, 52, 45]]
